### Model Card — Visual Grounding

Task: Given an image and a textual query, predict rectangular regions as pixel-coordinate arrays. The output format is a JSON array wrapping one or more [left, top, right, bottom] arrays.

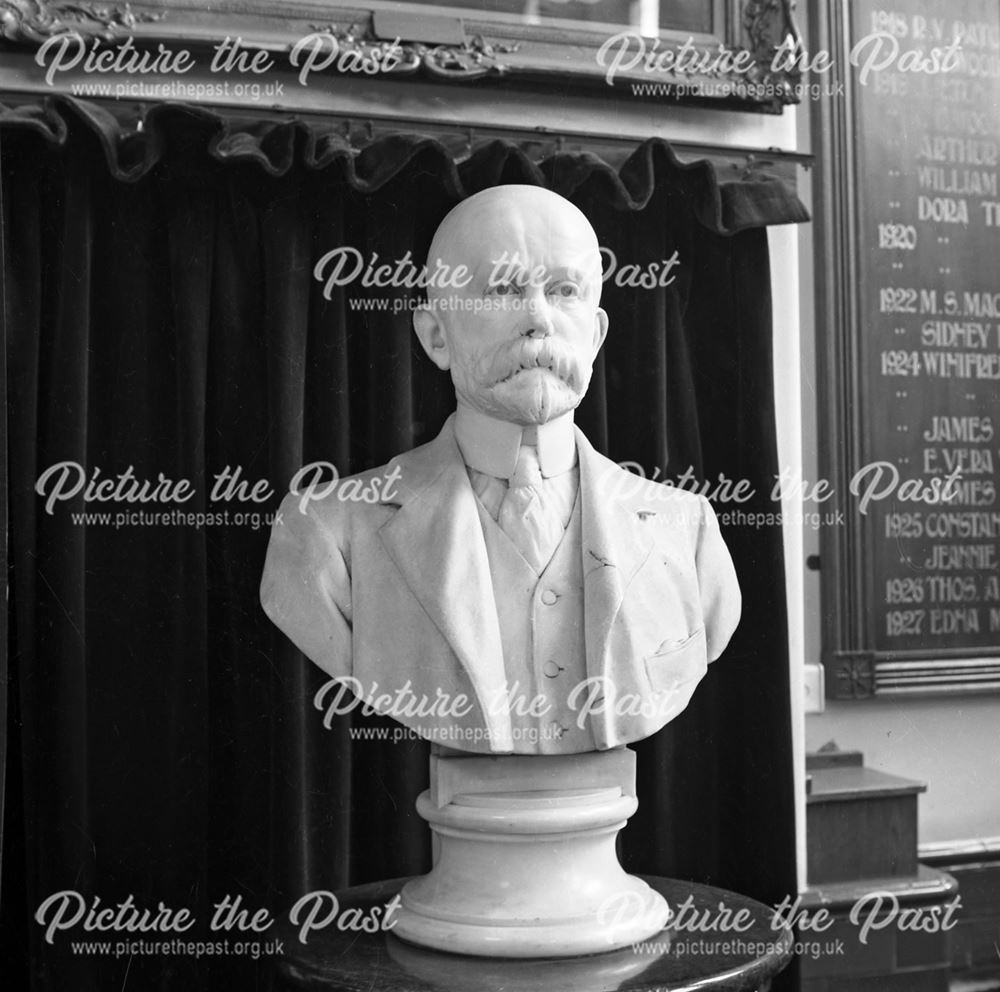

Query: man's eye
[[487, 281, 521, 297], [550, 281, 581, 299]]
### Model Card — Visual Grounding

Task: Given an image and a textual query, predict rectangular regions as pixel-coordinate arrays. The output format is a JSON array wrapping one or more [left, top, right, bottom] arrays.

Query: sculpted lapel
[[376, 417, 512, 749], [576, 428, 655, 747], [372, 417, 701, 752]]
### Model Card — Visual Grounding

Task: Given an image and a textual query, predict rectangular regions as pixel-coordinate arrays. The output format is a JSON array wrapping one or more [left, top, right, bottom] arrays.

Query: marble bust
[[261, 185, 743, 956], [260, 185, 741, 756]]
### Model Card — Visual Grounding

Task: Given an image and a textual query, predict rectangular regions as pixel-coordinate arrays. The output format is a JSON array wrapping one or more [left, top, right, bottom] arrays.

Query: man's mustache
[[487, 339, 586, 391]]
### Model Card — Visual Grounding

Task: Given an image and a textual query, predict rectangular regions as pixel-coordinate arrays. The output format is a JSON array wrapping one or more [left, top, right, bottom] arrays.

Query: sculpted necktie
[[497, 445, 565, 574]]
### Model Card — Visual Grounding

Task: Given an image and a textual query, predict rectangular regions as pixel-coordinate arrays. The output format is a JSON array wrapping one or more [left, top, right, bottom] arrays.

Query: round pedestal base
[[392, 787, 671, 958]]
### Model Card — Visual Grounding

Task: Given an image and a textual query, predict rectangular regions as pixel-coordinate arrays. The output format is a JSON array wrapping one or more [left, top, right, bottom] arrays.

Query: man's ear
[[592, 308, 609, 354], [413, 304, 451, 371]]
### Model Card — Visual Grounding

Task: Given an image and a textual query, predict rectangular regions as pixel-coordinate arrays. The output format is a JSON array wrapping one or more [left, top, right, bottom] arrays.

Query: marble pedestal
[[273, 877, 794, 992], [391, 748, 670, 957]]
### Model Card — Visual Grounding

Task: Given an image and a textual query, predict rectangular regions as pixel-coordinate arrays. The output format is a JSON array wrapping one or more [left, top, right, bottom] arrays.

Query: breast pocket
[[644, 626, 708, 693]]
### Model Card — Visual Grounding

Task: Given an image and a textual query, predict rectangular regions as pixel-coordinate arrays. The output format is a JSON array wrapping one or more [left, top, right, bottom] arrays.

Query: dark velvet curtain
[[1, 98, 804, 991]]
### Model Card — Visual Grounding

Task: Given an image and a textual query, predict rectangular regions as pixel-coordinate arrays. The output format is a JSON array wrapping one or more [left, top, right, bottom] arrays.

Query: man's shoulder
[[582, 444, 707, 519], [277, 462, 397, 525], [274, 429, 456, 534]]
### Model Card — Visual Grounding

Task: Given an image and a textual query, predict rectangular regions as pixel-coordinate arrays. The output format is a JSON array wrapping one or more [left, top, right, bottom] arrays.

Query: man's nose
[[522, 293, 554, 337]]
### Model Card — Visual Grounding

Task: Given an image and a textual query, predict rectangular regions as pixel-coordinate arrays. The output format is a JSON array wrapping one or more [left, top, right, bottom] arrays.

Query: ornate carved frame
[[0, 0, 804, 112]]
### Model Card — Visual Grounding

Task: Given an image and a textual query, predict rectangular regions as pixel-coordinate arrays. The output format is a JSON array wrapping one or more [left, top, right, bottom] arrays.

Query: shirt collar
[[454, 402, 577, 479]]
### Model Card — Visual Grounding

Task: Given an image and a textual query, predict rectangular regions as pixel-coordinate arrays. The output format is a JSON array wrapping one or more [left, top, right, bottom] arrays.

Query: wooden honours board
[[821, 0, 1000, 696]]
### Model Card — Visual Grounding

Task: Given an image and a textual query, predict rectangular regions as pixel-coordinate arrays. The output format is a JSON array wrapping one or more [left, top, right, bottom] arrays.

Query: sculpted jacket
[[260, 415, 741, 754]]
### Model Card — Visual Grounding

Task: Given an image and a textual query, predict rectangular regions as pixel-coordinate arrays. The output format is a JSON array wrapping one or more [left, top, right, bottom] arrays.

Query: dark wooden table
[[271, 876, 793, 992]]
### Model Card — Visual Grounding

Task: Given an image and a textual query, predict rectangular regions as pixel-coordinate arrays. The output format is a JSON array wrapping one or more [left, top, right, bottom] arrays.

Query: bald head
[[414, 185, 608, 426], [426, 186, 604, 304]]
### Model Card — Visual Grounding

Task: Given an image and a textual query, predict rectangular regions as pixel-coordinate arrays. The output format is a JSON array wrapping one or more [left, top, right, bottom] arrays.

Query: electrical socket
[[804, 664, 825, 714]]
